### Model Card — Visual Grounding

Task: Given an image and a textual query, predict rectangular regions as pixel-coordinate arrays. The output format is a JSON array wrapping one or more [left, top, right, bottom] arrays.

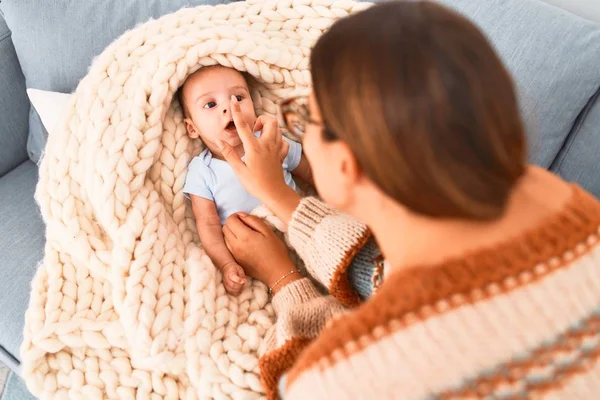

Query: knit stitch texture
[[21, 1, 371, 398], [265, 185, 600, 399]]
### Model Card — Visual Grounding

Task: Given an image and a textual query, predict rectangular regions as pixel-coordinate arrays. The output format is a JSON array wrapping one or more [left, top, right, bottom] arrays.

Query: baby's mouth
[[225, 120, 237, 133]]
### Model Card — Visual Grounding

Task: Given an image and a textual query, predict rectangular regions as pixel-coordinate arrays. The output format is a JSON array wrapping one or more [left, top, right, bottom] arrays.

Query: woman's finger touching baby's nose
[[230, 95, 254, 145]]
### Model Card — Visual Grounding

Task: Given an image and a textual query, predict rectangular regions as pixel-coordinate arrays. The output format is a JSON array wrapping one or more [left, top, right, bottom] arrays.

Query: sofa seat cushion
[[0, 160, 45, 362]]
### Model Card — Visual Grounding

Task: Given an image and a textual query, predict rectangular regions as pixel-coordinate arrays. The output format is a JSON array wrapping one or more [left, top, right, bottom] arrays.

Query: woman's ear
[[322, 140, 363, 210], [338, 141, 361, 185], [184, 118, 199, 138]]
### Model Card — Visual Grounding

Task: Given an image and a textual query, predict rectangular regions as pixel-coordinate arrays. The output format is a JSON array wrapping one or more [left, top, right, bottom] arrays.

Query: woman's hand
[[218, 96, 288, 201], [223, 213, 301, 291], [218, 96, 301, 225]]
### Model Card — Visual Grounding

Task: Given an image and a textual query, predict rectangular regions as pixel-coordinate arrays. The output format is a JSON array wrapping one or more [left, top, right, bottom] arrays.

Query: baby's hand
[[221, 262, 248, 296]]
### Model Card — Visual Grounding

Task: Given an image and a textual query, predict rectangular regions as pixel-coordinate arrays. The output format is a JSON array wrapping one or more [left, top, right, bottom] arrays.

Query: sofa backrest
[[1, 0, 600, 195], [551, 90, 600, 194], [0, 11, 30, 177], [0, 0, 237, 165], [436, 0, 600, 196], [540, 0, 600, 22]]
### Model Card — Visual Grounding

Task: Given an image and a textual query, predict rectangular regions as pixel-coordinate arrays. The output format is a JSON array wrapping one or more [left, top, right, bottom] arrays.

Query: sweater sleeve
[[258, 278, 347, 400], [259, 198, 381, 399], [346, 236, 382, 300], [287, 197, 374, 307]]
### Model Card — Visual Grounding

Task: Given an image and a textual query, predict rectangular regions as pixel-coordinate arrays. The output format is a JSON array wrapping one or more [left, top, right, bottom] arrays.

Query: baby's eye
[[235, 95, 243, 102], [204, 101, 217, 109]]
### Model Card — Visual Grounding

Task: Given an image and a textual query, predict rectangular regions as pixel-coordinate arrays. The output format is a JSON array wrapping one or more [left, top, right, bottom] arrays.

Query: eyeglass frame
[[276, 95, 336, 142]]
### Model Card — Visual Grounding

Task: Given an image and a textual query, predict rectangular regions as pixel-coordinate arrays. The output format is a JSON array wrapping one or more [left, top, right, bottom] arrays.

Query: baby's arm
[[291, 154, 313, 184], [190, 195, 247, 294], [282, 135, 313, 185]]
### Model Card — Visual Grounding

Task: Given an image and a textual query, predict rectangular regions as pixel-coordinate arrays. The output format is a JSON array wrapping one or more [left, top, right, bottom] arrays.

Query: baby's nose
[[223, 107, 229, 114]]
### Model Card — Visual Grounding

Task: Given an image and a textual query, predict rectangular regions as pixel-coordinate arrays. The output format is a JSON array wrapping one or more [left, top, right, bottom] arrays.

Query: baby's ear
[[184, 118, 199, 138]]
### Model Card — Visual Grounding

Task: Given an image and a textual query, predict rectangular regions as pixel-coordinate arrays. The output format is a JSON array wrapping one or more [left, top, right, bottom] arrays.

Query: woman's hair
[[310, 1, 526, 220]]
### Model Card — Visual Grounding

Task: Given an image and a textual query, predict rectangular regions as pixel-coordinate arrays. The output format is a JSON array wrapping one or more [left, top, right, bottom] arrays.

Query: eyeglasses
[[277, 95, 336, 142]]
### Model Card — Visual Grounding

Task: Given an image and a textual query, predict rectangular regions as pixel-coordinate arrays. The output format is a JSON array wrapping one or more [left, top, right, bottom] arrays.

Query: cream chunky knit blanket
[[22, 0, 369, 399]]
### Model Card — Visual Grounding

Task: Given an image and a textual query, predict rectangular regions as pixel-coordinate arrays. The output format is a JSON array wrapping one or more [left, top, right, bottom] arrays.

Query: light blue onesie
[[183, 133, 302, 224]]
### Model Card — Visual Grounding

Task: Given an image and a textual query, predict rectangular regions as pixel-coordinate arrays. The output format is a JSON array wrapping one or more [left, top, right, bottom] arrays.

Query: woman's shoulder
[[284, 179, 600, 399], [501, 168, 600, 250]]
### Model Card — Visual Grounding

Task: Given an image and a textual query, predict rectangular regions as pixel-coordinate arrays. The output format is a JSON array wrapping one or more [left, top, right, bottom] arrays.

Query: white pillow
[[26, 89, 72, 136]]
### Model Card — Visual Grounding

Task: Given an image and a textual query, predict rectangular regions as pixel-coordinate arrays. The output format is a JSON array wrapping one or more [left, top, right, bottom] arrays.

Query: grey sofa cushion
[[552, 90, 600, 197], [4, 0, 600, 172], [435, 0, 600, 169], [0, 12, 29, 177], [0, 0, 237, 164], [540, 0, 600, 22], [0, 161, 46, 362]]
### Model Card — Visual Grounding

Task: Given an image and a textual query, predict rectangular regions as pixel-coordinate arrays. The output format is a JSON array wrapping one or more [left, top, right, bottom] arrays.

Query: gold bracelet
[[269, 270, 300, 294]]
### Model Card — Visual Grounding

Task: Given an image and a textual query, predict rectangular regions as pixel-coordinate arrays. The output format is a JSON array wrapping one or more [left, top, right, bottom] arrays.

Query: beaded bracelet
[[268, 270, 300, 294]]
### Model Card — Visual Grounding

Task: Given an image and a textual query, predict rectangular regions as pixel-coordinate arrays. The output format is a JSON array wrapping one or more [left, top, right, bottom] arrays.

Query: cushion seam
[[550, 85, 600, 172], [0, 343, 20, 368], [0, 31, 11, 43]]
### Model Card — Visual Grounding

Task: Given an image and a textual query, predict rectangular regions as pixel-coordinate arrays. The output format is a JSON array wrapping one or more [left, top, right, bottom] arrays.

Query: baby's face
[[182, 66, 256, 155]]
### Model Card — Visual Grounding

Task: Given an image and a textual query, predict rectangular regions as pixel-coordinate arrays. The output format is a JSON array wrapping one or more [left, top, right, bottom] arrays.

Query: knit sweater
[[259, 185, 600, 399]]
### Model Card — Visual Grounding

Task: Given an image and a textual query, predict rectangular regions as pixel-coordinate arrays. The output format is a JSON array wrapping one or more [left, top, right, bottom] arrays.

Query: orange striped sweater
[[259, 185, 600, 399]]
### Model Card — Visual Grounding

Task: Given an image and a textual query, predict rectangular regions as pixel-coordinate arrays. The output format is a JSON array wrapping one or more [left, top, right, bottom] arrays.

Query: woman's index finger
[[231, 95, 256, 146]]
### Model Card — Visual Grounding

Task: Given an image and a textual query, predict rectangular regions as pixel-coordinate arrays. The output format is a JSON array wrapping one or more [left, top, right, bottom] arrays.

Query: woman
[[217, 2, 600, 399]]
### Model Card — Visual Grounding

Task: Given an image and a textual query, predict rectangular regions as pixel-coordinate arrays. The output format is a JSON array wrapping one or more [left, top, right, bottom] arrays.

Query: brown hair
[[310, 1, 526, 220], [176, 86, 188, 117]]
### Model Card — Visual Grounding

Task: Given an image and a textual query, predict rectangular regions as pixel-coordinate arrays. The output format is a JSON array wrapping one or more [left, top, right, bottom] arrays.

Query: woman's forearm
[[262, 185, 302, 228]]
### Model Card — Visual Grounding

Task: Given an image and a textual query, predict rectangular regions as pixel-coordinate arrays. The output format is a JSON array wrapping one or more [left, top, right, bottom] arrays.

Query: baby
[[179, 66, 312, 295]]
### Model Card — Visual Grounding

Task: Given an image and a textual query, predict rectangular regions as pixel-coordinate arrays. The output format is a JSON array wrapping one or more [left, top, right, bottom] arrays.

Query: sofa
[[0, 0, 599, 379]]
